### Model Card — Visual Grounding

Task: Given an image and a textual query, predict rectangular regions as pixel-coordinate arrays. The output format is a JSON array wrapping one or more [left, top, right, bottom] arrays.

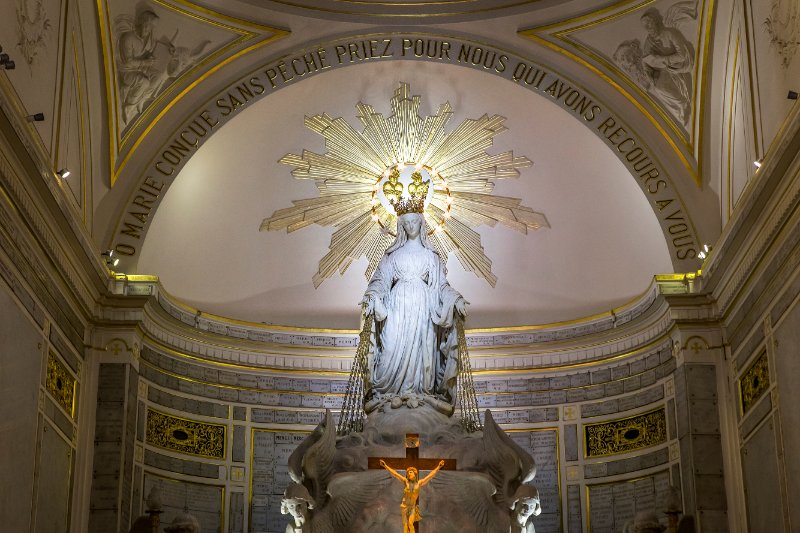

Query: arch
[[108, 32, 702, 272]]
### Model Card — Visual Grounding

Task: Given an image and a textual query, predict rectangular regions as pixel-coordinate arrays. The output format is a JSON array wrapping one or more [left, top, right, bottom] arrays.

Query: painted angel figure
[[613, 1, 697, 126], [361, 211, 467, 409], [380, 459, 445, 533]]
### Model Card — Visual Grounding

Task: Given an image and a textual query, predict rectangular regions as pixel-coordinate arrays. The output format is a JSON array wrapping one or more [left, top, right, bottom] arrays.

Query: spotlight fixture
[[789, 91, 799, 100], [57, 168, 71, 179], [0, 52, 14, 70], [101, 250, 119, 268], [697, 244, 711, 260], [753, 159, 763, 169], [26, 113, 45, 122]]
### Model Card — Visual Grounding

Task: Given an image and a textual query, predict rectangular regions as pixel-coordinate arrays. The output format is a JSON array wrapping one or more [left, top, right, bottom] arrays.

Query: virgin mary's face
[[400, 214, 422, 238]]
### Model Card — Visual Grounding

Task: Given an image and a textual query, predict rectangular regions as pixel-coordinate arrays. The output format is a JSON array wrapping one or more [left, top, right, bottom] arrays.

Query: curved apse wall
[[117, 280, 695, 533]]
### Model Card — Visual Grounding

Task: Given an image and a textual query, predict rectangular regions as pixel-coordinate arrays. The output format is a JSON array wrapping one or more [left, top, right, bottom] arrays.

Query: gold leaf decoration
[[46, 353, 76, 418], [261, 82, 549, 287], [584, 407, 667, 458], [740, 351, 769, 414], [146, 408, 226, 459]]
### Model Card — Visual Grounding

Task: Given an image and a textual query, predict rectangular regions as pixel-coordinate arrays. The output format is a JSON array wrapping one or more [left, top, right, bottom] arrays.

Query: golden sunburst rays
[[260, 82, 549, 288]]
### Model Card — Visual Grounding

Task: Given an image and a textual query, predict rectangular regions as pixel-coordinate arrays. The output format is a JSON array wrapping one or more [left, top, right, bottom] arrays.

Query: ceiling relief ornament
[[764, 0, 800, 68], [15, 0, 52, 66], [98, 0, 288, 186], [261, 82, 549, 288], [520, 0, 707, 176]]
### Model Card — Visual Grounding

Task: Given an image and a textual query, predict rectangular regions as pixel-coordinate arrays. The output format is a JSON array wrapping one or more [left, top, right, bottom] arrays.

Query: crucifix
[[368, 434, 456, 533]]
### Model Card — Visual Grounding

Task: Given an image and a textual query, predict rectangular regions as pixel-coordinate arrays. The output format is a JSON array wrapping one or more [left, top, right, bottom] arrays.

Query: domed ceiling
[[137, 61, 673, 329]]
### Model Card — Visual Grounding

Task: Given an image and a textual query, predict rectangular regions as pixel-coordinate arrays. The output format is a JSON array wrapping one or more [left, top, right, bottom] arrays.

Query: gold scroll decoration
[[740, 351, 769, 414], [584, 407, 667, 458], [146, 408, 226, 459], [46, 353, 76, 418]]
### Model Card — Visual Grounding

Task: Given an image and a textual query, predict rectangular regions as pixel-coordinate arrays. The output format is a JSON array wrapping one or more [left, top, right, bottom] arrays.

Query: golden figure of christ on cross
[[368, 434, 457, 533]]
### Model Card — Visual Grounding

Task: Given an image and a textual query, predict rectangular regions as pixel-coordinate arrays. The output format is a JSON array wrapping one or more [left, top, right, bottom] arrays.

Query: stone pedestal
[[283, 405, 540, 532]]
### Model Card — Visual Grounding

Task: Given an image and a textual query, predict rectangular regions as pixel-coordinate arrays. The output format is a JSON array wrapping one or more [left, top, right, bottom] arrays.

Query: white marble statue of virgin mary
[[362, 212, 467, 407]]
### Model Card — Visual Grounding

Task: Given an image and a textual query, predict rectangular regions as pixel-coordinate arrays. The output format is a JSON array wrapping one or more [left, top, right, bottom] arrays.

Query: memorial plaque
[[487, 380, 508, 392], [230, 492, 245, 533], [143, 472, 223, 533], [330, 381, 348, 393], [301, 395, 323, 408], [567, 485, 582, 533], [274, 410, 299, 424], [251, 408, 276, 424], [496, 395, 515, 407], [322, 396, 343, 409], [251, 430, 309, 533], [298, 410, 324, 425], [278, 394, 301, 407], [310, 380, 331, 393], [290, 379, 310, 392], [587, 470, 670, 532], [274, 377, 293, 390], [509, 429, 560, 533]]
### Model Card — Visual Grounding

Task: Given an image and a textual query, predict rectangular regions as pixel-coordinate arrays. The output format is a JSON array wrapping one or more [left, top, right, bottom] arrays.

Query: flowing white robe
[[364, 244, 461, 401]]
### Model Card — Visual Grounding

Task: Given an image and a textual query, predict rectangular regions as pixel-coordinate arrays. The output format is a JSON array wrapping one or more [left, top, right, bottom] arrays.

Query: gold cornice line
[[519, 0, 708, 188], [144, 275, 667, 336], [141, 358, 348, 391], [97, 0, 290, 187], [142, 332, 353, 373], [470, 330, 673, 373]]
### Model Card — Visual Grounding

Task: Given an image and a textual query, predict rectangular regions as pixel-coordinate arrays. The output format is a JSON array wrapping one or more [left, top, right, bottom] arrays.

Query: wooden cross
[[368, 433, 457, 472]]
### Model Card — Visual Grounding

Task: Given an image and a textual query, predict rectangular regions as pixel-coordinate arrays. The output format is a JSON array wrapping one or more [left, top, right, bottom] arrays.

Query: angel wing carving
[[287, 409, 337, 507], [426, 470, 502, 529], [481, 410, 537, 509], [312, 470, 394, 533]]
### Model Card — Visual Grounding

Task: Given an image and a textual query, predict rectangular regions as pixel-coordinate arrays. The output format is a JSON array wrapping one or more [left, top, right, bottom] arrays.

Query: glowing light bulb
[[415, 162, 422, 170], [444, 211, 451, 218], [383, 169, 390, 177], [441, 180, 448, 188], [371, 213, 379, 222], [446, 196, 454, 204]]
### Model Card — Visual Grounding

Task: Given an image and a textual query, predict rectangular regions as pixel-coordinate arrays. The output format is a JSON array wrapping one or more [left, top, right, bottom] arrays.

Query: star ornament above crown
[[260, 82, 550, 288]]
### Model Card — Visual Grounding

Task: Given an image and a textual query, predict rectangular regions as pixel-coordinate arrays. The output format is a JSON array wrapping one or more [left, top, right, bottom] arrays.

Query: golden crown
[[392, 195, 426, 216]]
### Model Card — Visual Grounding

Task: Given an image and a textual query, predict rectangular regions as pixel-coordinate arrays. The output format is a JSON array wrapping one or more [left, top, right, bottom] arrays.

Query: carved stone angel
[[509, 485, 542, 533]]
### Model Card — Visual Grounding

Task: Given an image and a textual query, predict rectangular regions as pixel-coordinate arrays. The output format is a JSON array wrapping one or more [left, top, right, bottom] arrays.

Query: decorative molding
[[96, 0, 290, 185], [46, 352, 76, 418], [584, 407, 668, 457], [107, 33, 701, 272], [0, 148, 99, 318], [739, 350, 769, 414], [145, 408, 226, 459]]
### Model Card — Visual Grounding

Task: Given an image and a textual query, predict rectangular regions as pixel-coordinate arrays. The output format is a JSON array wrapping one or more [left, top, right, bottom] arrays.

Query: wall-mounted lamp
[[753, 159, 763, 169], [57, 168, 71, 179], [697, 244, 711, 260], [101, 250, 119, 268], [26, 113, 45, 122], [789, 91, 799, 100]]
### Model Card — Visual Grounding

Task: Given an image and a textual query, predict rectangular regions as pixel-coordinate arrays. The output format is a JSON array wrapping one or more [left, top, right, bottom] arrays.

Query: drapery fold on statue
[[364, 245, 461, 402]]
